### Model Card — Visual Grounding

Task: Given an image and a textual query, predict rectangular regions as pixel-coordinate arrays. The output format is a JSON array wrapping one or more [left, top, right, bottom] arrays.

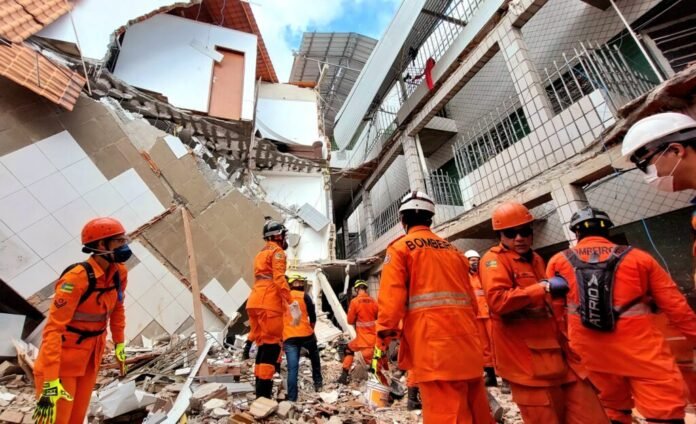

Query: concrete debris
[[318, 390, 339, 404], [277, 400, 294, 419], [202, 398, 227, 411], [190, 383, 228, 410], [211, 407, 231, 418], [97, 380, 158, 418], [228, 412, 256, 424], [0, 362, 22, 378], [249, 397, 278, 418], [0, 409, 23, 424]]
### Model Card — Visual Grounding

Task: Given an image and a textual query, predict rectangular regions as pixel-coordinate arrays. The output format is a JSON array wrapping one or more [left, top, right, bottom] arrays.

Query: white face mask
[[643, 150, 682, 192]]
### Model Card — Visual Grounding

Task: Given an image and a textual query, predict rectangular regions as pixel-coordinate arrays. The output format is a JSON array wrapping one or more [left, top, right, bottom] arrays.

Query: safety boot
[[336, 369, 349, 385], [255, 379, 273, 399], [500, 379, 511, 394], [484, 367, 498, 387], [407, 387, 422, 410], [242, 340, 252, 360]]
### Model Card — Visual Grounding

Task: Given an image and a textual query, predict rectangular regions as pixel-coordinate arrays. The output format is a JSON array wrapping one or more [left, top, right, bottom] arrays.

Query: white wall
[[256, 83, 321, 146], [258, 173, 331, 263], [114, 14, 257, 120], [38, 0, 187, 61]]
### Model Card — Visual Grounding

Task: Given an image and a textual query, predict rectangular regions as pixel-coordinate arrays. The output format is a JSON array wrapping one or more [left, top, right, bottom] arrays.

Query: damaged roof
[[0, 0, 71, 42], [0, 42, 85, 110]]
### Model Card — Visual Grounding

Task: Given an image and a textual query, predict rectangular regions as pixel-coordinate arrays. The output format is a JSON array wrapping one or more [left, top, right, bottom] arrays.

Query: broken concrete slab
[[228, 412, 255, 424], [202, 398, 226, 411], [0, 409, 24, 424], [0, 361, 22, 377], [319, 391, 339, 404], [97, 380, 158, 418], [211, 407, 231, 419], [277, 400, 294, 419], [249, 397, 278, 419], [190, 382, 227, 410]]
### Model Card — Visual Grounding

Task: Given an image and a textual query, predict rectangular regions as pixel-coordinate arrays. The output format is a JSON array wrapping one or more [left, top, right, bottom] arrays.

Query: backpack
[[59, 262, 121, 306]]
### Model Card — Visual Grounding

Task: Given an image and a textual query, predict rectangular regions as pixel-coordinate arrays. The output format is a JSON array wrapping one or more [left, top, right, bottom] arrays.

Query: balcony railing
[[372, 191, 409, 240], [426, 169, 463, 206]]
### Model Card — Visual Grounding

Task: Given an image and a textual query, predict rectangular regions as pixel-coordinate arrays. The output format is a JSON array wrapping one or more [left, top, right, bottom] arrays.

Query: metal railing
[[426, 170, 463, 206], [452, 95, 531, 178], [541, 41, 657, 114], [372, 191, 409, 240], [346, 233, 362, 258]]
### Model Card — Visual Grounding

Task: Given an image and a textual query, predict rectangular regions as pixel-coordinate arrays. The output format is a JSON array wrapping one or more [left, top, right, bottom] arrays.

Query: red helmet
[[491, 202, 534, 231], [81, 217, 126, 244]]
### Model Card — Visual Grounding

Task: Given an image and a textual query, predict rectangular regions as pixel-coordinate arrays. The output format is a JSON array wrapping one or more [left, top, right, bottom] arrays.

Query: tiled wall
[[0, 131, 165, 298], [370, 155, 410, 215]]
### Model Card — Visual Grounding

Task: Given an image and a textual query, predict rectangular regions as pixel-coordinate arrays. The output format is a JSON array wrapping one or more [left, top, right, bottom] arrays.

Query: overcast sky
[[251, 0, 401, 82]]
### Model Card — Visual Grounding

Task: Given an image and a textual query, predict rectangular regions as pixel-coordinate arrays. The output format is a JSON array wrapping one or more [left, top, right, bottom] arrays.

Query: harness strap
[[66, 326, 106, 344]]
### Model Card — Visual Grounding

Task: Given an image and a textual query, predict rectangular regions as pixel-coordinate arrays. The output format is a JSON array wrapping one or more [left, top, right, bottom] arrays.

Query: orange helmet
[[81, 217, 126, 244], [491, 202, 534, 231]]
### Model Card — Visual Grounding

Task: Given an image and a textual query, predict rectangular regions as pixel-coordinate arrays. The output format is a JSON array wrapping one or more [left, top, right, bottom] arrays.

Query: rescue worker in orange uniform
[[246, 219, 296, 399], [480, 201, 608, 424], [465, 249, 498, 387], [33, 217, 130, 424], [282, 274, 323, 401], [547, 206, 696, 424], [336, 279, 378, 385], [375, 191, 493, 424]]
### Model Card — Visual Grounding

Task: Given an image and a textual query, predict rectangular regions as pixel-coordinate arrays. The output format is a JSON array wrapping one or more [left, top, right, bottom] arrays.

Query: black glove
[[548, 275, 569, 298]]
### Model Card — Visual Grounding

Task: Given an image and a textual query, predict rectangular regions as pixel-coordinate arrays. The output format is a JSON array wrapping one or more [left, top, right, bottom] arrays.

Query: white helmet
[[618, 112, 696, 169], [464, 250, 480, 259], [399, 191, 435, 215]]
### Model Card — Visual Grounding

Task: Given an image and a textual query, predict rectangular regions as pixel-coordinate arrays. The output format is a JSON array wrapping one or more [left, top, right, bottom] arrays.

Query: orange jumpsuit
[[342, 292, 378, 371], [377, 225, 493, 424], [547, 236, 696, 423], [246, 241, 291, 380], [34, 258, 127, 424], [471, 271, 494, 367], [481, 244, 608, 424]]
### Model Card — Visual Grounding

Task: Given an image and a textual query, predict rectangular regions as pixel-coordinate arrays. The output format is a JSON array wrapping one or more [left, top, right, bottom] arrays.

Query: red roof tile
[[0, 0, 71, 42], [0, 42, 86, 109]]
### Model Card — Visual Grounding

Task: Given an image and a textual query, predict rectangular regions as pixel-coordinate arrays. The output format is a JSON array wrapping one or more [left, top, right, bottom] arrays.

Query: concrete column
[[500, 27, 555, 130], [363, 189, 376, 244], [401, 134, 427, 192], [551, 182, 589, 245]]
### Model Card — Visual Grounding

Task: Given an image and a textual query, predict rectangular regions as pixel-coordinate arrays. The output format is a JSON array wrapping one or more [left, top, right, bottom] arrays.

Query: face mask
[[94, 245, 133, 263], [644, 155, 682, 192]]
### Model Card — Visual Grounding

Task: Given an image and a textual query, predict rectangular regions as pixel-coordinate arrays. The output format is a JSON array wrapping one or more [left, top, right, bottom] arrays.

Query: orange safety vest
[[377, 225, 483, 384], [470, 272, 489, 319], [547, 236, 696, 378], [481, 244, 575, 387], [247, 241, 291, 313], [347, 292, 378, 349], [283, 290, 314, 340], [34, 257, 127, 380]]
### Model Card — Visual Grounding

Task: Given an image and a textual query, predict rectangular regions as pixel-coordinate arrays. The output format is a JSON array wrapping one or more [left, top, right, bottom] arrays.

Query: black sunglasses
[[501, 226, 533, 238], [630, 147, 665, 173]]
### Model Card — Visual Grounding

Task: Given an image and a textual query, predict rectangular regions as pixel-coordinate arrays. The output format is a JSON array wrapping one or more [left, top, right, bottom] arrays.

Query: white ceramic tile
[[0, 219, 12, 243], [138, 255, 168, 282], [27, 171, 80, 213], [128, 241, 152, 261], [52, 197, 99, 236], [159, 271, 185, 298], [9, 260, 55, 298], [16, 215, 72, 258], [0, 189, 49, 231], [111, 204, 141, 234], [174, 289, 193, 312], [130, 190, 166, 224], [155, 300, 189, 334], [201, 307, 224, 331], [123, 287, 138, 310], [0, 144, 57, 186], [83, 183, 127, 216], [145, 281, 175, 317], [124, 301, 153, 342], [228, 278, 251, 304], [163, 135, 189, 159], [202, 278, 237, 314], [0, 164, 22, 199], [43, 237, 87, 274], [110, 169, 149, 203], [126, 263, 159, 300], [61, 158, 108, 195], [0, 235, 41, 281], [35, 131, 87, 170]]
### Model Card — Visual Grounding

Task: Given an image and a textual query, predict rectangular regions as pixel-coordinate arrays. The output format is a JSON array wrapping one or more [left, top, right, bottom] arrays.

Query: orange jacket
[[347, 292, 378, 349], [247, 241, 291, 313], [283, 290, 315, 341], [34, 257, 127, 381], [376, 226, 483, 383], [470, 272, 489, 319], [481, 244, 575, 387], [547, 236, 696, 378]]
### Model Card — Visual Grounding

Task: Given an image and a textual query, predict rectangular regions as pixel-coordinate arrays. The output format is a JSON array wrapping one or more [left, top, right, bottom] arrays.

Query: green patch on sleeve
[[59, 282, 74, 294]]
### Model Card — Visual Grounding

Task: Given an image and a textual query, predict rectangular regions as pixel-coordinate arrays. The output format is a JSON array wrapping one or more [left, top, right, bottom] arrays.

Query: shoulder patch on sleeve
[[485, 260, 498, 269], [274, 252, 285, 260], [59, 282, 74, 293]]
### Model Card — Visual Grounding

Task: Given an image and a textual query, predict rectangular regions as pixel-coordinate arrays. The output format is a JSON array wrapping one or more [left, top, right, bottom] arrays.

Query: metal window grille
[[372, 191, 409, 240], [426, 169, 463, 206]]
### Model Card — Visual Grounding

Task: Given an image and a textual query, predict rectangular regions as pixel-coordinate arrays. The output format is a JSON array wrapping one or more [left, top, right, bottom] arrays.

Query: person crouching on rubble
[[33, 218, 131, 424], [282, 274, 323, 401], [336, 279, 378, 385], [480, 202, 608, 423], [547, 206, 696, 424], [374, 191, 493, 423], [246, 219, 299, 399]]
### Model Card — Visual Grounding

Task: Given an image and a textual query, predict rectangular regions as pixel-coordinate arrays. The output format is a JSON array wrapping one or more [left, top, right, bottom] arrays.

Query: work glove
[[369, 338, 391, 385], [115, 342, 127, 376], [548, 275, 569, 298], [289, 301, 301, 326], [33, 379, 73, 424]]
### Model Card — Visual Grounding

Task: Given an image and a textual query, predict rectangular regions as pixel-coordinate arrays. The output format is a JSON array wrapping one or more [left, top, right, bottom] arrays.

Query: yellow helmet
[[287, 274, 307, 287], [354, 279, 368, 290]]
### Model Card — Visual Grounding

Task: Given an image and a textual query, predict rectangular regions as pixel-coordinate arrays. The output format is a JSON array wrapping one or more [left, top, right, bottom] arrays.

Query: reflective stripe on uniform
[[407, 291, 470, 311], [255, 274, 273, 280], [475, 289, 485, 296], [72, 311, 108, 322], [567, 302, 651, 317], [356, 320, 376, 328]]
